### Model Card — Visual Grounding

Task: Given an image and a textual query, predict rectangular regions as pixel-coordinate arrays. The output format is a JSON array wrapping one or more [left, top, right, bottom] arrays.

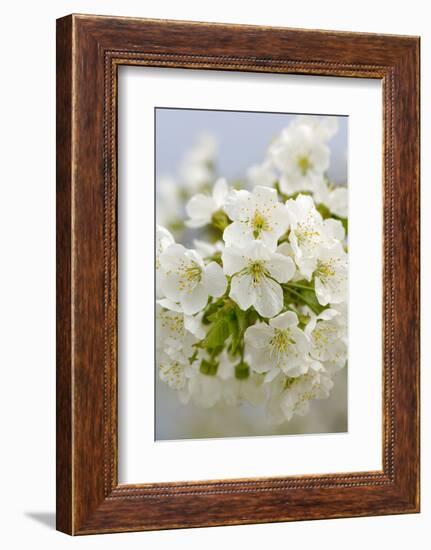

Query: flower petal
[[185, 218, 208, 228], [157, 298, 183, 312], [223, 220, 253, 248], [247, 346, 276, 374], [221, 245, 248, 275], [180, 285, 208, 315], [289, 326, 311, 354], [245, 240, 272, 262], [212, 177, 229, 207], [314, 277, 331, 306], [266, 253, 295, 283], [252, 185, 278, 204], [184, 314, 205, 339], [203, 262, 227, 297], [159, 243, 186, 271], [158, 270, 182, 302], [186, 194, 215, 224], [309, 142, 330, 172], [259, 230, 280, 252], [269, 202, 291, 235], [230, 274, 256, 311], [317, 308, 339, 322], [264, 368, 281, 383], [269, 311, 299, 330], [223, 189, 250, 221], [324, 217, 345, 241], [244, 322, 273, 349], [254, 277, 283, 318]]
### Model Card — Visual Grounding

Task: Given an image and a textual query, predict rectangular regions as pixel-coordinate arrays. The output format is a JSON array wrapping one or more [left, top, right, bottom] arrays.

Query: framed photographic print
[[56, 14, 420, 535]]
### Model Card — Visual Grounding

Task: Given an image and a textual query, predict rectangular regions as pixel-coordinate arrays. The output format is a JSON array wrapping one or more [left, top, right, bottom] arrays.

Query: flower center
[[159, 360, 186, 390], [295, 223, 321, 247], [312, 323, 337, 350], [269, 329, 296, 362], [251, 210, 270, 238], [316, 259, 336, 280], [247, 260, 267, 284], [159, 310, 184, 337], [177, 260, 202, 292], [297, 155, 312, 175]]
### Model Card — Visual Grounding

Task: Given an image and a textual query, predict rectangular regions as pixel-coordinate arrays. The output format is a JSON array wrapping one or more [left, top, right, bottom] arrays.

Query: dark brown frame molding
[[56, 14, 420, 534]]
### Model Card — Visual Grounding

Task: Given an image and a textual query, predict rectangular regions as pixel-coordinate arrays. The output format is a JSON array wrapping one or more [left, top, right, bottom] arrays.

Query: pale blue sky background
[[155, 108, 348, 184]]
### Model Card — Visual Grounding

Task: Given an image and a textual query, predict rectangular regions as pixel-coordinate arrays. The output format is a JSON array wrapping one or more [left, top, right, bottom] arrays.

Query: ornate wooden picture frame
[[56, 14, 420, 535]]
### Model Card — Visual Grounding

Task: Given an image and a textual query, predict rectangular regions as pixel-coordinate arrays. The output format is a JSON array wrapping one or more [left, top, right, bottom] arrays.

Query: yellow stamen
[[247, 260, 267, 284], [251, 210, 270, 238], [316, 260, 336, 280], [297, 155, 312, 175]]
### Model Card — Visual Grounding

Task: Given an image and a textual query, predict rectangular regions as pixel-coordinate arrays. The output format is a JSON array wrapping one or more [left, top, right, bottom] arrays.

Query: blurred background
[[155, 108, 348, 440], [156, 108, 347, 184], [156, 370, 347, 440]]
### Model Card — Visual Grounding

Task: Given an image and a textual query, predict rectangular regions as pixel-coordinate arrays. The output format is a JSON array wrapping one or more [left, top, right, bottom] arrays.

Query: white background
[[119, 67, 382, 483], [0, 1, 428, 548]]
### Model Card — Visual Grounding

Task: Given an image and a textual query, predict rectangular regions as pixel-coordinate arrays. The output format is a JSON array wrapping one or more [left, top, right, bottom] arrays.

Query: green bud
[[199, 359, 218, 376], [211, 209, 230, 231], [235, 362, 250, 380]]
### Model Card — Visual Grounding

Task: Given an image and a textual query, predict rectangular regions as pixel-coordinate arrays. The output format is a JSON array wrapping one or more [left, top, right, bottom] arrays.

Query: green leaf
[[202, 299, 223, 324], [315, 202, 332, 219], [201, 318, 230, 350], [300, 288, 326, 315], [247, 309, 258, 326], [283, 283, 325, 315], [228, 317, 240, 355]]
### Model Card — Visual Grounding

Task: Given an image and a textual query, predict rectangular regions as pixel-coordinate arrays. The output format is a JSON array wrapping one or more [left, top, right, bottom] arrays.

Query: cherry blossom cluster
[[156, 115, 347, 424]]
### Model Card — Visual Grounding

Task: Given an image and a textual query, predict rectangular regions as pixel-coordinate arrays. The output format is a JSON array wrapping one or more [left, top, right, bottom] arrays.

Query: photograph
[[0, 2, 422, 545], [155, 108, 348, 440]]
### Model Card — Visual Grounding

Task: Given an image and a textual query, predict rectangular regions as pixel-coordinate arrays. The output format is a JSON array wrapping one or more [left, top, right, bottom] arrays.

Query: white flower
[[155, 305, 203, 384], [217, 352, 266, 406], [156, 176, 183, 228], [179, 134, 217, 193], [185, 133, 217, 165], [155, 304, 199, 402], [222, 241, 295, 318], [223, 373, 266, 407], [157, 351, 194, 404], [156, 225, 174, 264], [269, 116, 337, 195], [193, 239, 224, 259], [286, 194, 342, 279], [326, 187, 348, 218], [245, 311, 310, 380], [314, 243, 348, 305], [247, 160, 276, 188], [156, 305, 207, 406], [305, 308, 347, 364], [156, 298, 205, 341], [321, 303, 348, 373], [293, 115, 339, 142], [185, 178, 229, 228], [314, 181, 348, 218], [156, 225, 175, 297], [275, 242, 304, 282], [159, 244, 227, 315], [267, 370, 334, 423], [223, 185, 289, 251], [188, 369, 223, 408]]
